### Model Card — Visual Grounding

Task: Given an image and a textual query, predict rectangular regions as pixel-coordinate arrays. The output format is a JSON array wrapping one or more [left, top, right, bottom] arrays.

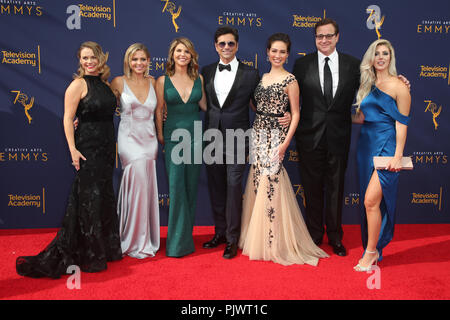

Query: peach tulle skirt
[[239, 166, 329, 266]]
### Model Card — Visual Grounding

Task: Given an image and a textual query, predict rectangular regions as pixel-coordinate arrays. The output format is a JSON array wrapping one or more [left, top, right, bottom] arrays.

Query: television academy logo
[[411, 187, 443, 211], [161, 0, 181, 32], [1, 46, 41, 73], [419, 65, 449, 85], [66, 2, 116, 30], [241, 54, 258, 69], [366, 5, 384, 39], [292, 9, 325, 29], [7, 188, 46, 214], [288, 149, 299, 162]]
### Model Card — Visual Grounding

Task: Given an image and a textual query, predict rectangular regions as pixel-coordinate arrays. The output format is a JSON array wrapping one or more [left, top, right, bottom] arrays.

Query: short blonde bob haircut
[[123, 43, 151, 78]]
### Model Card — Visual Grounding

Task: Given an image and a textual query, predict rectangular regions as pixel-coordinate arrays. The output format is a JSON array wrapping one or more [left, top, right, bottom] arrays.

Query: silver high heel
[[353, 250, 379, 272]]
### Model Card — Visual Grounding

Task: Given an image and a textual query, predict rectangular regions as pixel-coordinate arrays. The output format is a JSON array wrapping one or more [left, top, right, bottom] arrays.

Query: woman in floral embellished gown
[[239, 33, 328, 266]]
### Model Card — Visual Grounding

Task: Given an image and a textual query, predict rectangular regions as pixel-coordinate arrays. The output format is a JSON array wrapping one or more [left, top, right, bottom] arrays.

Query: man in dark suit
[[292, 18, 360, 256], [201, 26, 260, 259]]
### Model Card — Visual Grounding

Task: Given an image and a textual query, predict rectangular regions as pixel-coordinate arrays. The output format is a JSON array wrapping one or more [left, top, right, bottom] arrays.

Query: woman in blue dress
[[352, 39, 411, 271]]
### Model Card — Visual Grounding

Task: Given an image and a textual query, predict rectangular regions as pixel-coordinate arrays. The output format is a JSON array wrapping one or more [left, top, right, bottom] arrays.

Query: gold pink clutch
[[373, 156, 413, 170]]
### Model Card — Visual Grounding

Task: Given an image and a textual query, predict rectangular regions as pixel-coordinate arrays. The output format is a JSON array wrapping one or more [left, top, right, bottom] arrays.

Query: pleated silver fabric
[[117, 79, 160, 259]]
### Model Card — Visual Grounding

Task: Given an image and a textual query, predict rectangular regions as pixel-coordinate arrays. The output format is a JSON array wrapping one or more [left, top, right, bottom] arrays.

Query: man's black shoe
[[223, 242, 238, 259], [203, 234, 227, 249], [329, 242, 347, 256]]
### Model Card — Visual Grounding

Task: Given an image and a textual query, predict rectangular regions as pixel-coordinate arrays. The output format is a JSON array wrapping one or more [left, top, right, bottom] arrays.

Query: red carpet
[[1, 225, 449, 300]]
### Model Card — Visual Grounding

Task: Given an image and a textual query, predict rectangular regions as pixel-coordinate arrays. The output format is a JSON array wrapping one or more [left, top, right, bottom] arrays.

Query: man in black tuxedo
[[201, 26, 260, 259], [292, 18, 360, 256]]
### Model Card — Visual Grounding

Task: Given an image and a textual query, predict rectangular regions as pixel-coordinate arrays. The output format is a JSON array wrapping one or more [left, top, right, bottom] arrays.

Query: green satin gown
[[163, 75, 202, 257]]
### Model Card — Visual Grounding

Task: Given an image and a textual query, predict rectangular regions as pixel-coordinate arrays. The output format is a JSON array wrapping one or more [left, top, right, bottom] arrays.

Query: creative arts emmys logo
[[150, 57, 167, 74], [345, 193, 360, 206], [66, 1, 116, 30], [413, 151, 447, 165], [11, 90, 35, 124], [0, 147, 48, 162], [417, 19, 450, 34], [161, 0, 181, 32], [0, 0, 43, 16], [366, 5, 384, 39], [218, 11, 262, 28], [424, 100, 442, 130]]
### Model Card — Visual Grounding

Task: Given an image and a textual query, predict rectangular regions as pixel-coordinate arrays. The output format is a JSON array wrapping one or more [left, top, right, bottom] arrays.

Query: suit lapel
[[330, 53, 348, 108], [221, 61, 244, 109], [205, 62, 221, 108], [310, 52, 328, 108]]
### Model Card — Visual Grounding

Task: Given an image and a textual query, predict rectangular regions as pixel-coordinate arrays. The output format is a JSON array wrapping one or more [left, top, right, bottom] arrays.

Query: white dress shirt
[[214, 57, 239, 107], [318, 50, 339, 97]]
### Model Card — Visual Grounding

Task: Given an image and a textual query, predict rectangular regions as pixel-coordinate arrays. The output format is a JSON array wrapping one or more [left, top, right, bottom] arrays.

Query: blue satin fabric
[[356, 86, 410, 260]]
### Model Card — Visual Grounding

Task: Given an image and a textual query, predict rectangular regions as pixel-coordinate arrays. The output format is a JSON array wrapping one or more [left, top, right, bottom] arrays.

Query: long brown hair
[[165, 37, 199, 80], [74, 41, 111, 82]]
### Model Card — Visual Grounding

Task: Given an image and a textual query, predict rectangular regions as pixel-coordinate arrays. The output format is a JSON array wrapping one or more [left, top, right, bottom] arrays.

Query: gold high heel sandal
[[353, 250, 379, 272]]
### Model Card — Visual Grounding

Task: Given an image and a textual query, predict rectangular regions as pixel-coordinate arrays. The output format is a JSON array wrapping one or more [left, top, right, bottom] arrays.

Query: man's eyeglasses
[[217, 41, 236, 48], [315, 34, 336, 40]]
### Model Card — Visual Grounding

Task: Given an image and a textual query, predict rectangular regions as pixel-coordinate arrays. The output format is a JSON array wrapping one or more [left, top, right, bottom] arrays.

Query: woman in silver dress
[[111, 43, 160, 259]]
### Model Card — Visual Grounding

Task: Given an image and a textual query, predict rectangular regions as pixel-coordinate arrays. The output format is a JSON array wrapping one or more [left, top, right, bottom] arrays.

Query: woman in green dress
[[156, 37, 207, 257]]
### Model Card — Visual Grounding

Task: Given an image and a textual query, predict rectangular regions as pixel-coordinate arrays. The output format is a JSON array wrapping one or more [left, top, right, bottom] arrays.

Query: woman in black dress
[[16, 41, 122, 278]]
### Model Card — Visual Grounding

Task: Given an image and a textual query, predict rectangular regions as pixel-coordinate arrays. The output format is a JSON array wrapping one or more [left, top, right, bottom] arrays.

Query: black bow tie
[[219, 63, 231, 72]]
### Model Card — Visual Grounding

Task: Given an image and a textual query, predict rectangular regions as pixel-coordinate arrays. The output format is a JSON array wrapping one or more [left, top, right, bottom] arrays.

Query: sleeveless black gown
[[16, 75, 122, 278]]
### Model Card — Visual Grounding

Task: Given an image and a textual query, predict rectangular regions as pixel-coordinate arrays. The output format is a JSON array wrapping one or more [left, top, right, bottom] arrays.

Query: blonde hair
[[165, 37, 199, 80], [75, 41, 110, 82], [355, 39, 397, 107], [123, 43, 150, 78]]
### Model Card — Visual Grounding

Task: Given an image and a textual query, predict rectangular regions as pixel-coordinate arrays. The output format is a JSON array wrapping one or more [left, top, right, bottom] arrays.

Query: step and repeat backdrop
[[0, 0, 449, 228]]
